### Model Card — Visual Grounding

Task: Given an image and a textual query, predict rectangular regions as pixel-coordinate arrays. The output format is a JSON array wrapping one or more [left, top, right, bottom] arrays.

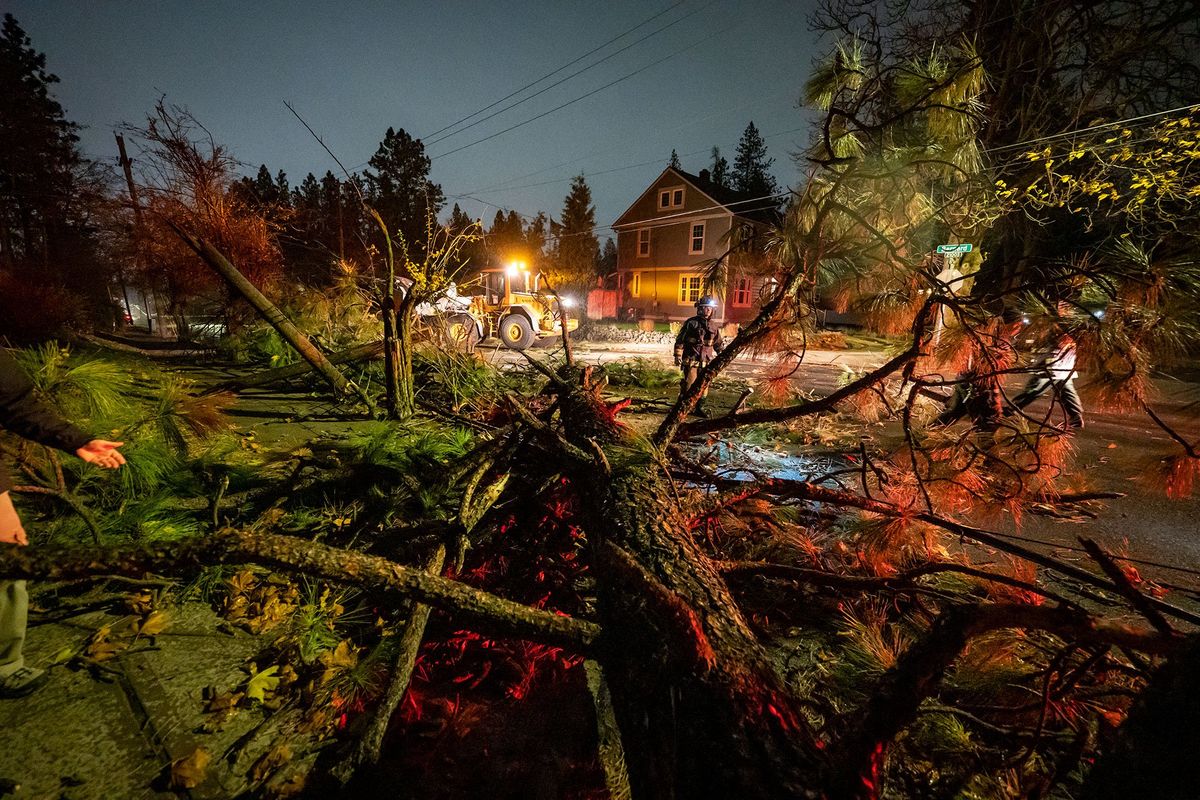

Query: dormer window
[[658, 185, 685, 210]]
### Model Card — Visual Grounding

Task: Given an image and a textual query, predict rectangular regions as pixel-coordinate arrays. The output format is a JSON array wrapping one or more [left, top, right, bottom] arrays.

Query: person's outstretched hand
[[75, 440, 126, 469]]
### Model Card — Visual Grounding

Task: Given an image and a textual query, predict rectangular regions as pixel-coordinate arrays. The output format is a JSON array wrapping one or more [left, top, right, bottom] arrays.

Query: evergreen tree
[[731, 121, 779, 198], [709, 146, 730, 188], [524, 211, 549, 273], [598, 237, 618, 277], [446, 203, 484, 275], [485, 208, 524, 267], [0, 13, 83, 269], [0, 14, 115, 335], [364, 127, 444, 258], [669, 149, 681, 169], [549, 174, 599, 293]]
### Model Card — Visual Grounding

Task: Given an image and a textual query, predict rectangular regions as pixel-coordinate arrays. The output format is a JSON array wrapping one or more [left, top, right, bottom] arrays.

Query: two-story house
[[612, 166, 777, 324]]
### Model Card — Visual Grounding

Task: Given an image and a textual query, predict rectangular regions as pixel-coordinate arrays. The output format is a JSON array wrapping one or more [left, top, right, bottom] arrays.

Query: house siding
[[613, 170, 767, 324]]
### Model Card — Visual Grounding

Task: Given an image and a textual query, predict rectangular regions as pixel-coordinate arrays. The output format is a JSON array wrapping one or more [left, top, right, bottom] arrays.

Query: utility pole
[[115, 133, 153, 334]]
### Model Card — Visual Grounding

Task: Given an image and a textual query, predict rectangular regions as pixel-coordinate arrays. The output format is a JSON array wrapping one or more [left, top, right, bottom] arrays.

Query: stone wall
[[579, 323, 676, 344]]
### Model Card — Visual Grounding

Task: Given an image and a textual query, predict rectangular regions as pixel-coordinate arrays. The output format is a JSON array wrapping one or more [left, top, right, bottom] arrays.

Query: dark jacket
[[0, 349, 91, 493], [674, 315, 725, 365]]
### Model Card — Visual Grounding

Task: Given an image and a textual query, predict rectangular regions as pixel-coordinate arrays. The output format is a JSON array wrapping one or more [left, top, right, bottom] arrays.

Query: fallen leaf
[[324, 640, 358, 670], [137, 610, 170, 637], [250, 744, 292, 783], [1107, 442, 1118, 449], [245, 665, 280, 703], [50, 646, 77, 665], [168, 747, 210, 790]]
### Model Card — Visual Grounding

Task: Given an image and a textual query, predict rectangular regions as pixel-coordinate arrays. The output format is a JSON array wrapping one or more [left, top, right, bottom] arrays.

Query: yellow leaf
[[137, 610, 170, 637], [169, 746, 211, 790], [50, 646, 77, 665], [245, 665, 281, 703], [322, 640, 358, 670]]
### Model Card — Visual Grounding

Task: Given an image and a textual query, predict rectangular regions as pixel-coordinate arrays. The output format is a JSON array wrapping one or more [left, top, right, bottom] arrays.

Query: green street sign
[[936, 243, 973, 254]]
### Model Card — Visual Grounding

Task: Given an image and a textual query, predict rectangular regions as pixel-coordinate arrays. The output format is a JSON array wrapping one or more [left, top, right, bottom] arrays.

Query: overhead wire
[[421, 1, 685, 143], [462, 85, 799, 196], [424, 0, 715, 148], [447, 103, 1196, 240], [429, 17, 738, 161]]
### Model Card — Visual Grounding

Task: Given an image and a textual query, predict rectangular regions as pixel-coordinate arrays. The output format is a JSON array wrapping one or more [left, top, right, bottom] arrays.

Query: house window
[[630, 272, 641, 298], [678, 274, 703, 305], [658, 185, 684, 210], [637, 228, 650, 257], [732, 276, 753, 307], [689, 222, 705, 254]]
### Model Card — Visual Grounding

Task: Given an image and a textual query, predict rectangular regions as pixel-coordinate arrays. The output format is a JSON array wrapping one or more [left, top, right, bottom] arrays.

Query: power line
[[981, 103, 1200, 155], [422, 2, 685, 142], [456, 102, 1197, 213], [424, 1, 712, 148], [447, 103, 1198, 248], [468, 125, 809, 197], [462, 85, 798, 196], [430, 19, 735, 161]]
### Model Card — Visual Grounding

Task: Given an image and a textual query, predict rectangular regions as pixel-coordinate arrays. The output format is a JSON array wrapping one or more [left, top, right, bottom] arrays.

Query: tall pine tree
[[731, 121, 779, 198], [549, 174, 599, 294], [709, 146, 729, 188], [669, 149, 681, 169], [0, 13, 113, 336], [363, 127, 444, 258], [0, 13, 83, 268]]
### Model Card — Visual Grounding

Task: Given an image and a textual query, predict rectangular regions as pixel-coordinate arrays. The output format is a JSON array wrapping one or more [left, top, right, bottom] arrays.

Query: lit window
[[678, 274, 702, 304], [732, 276, 752, 307], [630, 272, 641, 298], [637, 228, 650, 257], [689, 222, 705, 254]]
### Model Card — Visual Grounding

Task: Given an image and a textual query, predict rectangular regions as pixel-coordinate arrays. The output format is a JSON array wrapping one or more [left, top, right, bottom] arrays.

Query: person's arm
[[0, 350, 125, 469], [0, 349, 91, 454], [673, 319, 691, 366], [712, 322, 725, 354]]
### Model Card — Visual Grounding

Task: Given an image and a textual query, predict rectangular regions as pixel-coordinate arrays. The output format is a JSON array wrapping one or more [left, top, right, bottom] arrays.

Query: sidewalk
[[0, 602, 271, 800]]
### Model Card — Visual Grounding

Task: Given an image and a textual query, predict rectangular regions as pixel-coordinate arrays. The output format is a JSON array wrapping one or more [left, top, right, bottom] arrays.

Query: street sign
[[936, 243, 973, 254]]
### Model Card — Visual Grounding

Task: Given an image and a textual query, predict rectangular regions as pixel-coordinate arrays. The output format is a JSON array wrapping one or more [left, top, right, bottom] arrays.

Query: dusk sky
[[8, 0, 822, 237]]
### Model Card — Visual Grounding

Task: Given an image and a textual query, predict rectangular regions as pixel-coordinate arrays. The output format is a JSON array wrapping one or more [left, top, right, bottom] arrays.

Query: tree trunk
[[169, 224, 371, 408], [206, 341, 384, 393], [1082, 637, 1200, 800], [556, 368, 823, 799], [394, 299, 416, 420]]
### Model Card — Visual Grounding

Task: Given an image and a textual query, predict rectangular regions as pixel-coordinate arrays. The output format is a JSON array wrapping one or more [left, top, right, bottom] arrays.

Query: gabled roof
[[612, 166, 782, 228]]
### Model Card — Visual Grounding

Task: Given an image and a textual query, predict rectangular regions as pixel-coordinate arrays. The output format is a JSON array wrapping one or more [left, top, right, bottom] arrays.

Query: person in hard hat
[[0, 349, 126, 698], [673, 295, 724, 417]]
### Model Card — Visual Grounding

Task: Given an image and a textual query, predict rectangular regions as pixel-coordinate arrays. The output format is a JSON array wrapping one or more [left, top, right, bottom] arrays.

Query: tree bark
[[337, 544, 446, 782], [394, 298, 416, 419], [168, 224, 372, 408], [0, 531, 597, 651], [1082, 637, 1200, 800], [206, 340, 384, 393], [554, 369, 824, 799]]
